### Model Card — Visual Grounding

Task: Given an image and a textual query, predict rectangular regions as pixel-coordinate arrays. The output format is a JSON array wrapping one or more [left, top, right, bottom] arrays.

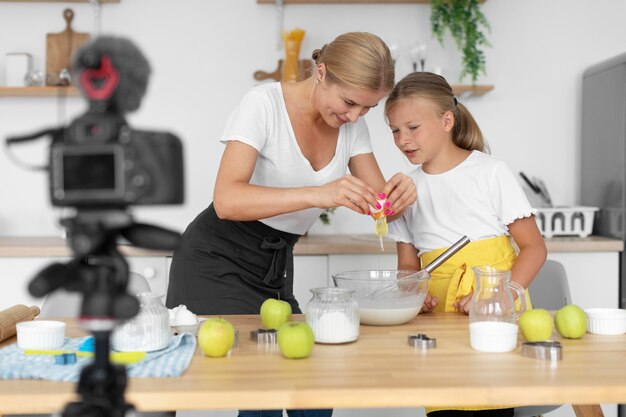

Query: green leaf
[[429, 0, 491, 84]]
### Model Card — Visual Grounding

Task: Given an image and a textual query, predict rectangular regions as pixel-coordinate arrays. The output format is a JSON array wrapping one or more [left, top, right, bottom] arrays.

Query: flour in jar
[[309, 310, 359, 344]]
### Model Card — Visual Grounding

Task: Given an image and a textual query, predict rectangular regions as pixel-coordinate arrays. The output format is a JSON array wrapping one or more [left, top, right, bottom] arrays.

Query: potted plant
[[430, 0, 491, 84], [319, 208, 336, 226]]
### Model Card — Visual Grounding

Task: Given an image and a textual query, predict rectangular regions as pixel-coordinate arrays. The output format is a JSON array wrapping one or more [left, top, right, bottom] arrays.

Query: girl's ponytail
[[452, 102, 486, 153]]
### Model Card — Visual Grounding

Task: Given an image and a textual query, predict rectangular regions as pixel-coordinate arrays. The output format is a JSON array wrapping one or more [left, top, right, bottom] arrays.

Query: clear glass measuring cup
[[469, 266, 527, 352]]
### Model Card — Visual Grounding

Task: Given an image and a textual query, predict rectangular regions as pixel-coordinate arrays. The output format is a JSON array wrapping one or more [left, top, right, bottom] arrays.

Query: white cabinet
[[127, 256, 170, 298], [0, 256, 169, 312], [293, 255, 329, 310], [548, 252, 619, 309], [0, 257, 69, 310]]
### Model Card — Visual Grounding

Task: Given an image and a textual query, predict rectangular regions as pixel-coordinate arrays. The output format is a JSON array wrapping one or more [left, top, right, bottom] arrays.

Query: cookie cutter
[[520, 341, 562, 361], [407, 333, 437, 350], [232, 329, 240, 348], [250, 328, 277, 348]]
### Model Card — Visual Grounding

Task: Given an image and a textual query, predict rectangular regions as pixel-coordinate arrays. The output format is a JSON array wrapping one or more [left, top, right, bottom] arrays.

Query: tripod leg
[[63, 331, 135, 417]]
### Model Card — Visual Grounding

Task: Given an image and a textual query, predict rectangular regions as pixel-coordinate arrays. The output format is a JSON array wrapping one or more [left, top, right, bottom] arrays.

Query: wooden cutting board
[[46, 8, 90, 86]]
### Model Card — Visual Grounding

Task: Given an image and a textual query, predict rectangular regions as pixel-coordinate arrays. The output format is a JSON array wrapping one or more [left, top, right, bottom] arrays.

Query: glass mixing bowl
[[332, 270, 429, 326]]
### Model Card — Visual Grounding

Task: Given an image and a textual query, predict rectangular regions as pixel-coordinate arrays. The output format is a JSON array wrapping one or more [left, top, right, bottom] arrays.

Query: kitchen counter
[[1, 235, 621, 314], [0, 313, 620, 415], [0, 234, 622, 257]]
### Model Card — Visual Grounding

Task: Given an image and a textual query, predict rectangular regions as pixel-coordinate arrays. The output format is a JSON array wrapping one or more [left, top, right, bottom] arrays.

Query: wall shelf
[[451, 84, 494, 98], [0, 86, 80, 97], [258, 0, 431, 3], [257, 1, 485, 5], [0, 1, 120, 3]]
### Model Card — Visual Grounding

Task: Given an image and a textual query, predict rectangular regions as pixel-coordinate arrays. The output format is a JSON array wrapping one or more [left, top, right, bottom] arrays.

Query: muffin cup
[[585, 308, 626, 335], [16, 320, 66, 350]]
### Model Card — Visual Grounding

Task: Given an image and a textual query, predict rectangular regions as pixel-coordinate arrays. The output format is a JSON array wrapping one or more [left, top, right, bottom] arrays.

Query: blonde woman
[[167, 32, 416, 417]]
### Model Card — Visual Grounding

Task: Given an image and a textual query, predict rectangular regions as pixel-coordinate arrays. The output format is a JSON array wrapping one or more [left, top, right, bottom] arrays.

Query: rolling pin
[[0, 305, 40, 343]]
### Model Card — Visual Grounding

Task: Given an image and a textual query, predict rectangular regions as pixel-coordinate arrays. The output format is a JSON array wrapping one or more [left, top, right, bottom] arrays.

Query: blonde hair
[[385, 72, 486, 152], [312, 32, 394, 92]]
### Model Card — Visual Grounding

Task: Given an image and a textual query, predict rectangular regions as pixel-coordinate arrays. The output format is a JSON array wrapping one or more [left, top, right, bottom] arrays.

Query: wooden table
[[0, 313, 623, 416]]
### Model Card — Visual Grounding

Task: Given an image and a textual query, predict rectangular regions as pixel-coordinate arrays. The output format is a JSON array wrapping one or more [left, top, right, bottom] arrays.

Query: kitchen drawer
[[0, 257, 70, 310]]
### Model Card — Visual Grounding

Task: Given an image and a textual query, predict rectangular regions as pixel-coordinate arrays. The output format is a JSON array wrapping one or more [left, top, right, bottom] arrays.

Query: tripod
[[29, 209, 181, 417]]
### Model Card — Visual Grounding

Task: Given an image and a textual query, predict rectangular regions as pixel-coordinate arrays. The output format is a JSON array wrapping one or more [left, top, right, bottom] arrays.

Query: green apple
[[197, 317, 236, 357], [260, 298, 292, 330], [554, 304, 588, 339], [519, 308, 553, 342], [277, 321, 314, 359]]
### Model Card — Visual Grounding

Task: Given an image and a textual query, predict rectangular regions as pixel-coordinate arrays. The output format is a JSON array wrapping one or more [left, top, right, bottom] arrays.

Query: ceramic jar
[[112, 292, 170, 352]]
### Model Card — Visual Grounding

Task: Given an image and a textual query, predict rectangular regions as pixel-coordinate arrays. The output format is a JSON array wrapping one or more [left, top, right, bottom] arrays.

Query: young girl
[[385, 72, 547, 416]]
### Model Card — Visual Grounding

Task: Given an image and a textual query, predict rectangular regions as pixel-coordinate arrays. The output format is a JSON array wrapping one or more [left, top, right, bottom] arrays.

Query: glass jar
[[112, 292, 171, 352], [306, 287, 359, 344]]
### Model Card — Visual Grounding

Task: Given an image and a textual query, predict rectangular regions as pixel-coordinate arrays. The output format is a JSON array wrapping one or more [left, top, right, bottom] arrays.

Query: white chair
[[513, 260, 571, 417]]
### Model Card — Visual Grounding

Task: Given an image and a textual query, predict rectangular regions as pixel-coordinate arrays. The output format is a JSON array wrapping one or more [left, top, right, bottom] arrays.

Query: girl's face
[[315, 67, 387, 128], [387, 97, 454, 167]]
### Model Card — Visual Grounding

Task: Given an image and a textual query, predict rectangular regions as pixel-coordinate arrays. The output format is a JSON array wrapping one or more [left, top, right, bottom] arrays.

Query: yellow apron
[[420, 235, 531, 414]]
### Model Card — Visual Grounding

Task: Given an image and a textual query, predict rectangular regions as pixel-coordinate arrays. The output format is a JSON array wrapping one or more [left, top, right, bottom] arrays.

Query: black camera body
[[50, 112, 184, 207]]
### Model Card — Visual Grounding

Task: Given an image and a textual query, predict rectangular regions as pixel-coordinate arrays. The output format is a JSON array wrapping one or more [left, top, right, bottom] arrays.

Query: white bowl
[[332, 270, 429, 326], [585, 308, 626, 335], [16, 320, 66, 350]]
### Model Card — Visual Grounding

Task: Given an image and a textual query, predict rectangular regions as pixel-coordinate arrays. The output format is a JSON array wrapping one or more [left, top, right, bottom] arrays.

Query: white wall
[[1, 0, 626, 237]]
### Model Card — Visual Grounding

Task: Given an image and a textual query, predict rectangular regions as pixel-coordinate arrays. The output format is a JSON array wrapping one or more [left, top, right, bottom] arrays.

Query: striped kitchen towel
[[0, 333, 196, 382]]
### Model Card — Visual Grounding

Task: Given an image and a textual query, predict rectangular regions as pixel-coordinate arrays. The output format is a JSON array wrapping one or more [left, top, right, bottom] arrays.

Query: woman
[[167, 31, 415, 315], [166, 33, 416, 417]]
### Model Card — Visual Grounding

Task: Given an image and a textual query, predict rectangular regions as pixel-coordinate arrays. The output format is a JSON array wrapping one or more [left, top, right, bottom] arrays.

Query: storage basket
[[534, 206, 598, 238]]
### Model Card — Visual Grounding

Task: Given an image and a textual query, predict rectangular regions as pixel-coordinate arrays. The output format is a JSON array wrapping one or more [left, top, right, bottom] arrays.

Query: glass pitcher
[[468, 266, 527, 352]]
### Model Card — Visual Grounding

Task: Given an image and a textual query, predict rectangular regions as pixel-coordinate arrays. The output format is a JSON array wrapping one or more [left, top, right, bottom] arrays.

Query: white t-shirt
[[388, 150, 536, 254], [220, 82, 373, 235]]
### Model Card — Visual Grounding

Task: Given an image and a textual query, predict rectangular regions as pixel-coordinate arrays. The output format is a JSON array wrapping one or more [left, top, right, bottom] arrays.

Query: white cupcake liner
[[16, 320, 66, 350]]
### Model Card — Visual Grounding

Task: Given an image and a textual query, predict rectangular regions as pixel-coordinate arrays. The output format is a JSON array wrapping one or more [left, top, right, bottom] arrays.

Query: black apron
[[166, 204, 302, 315]]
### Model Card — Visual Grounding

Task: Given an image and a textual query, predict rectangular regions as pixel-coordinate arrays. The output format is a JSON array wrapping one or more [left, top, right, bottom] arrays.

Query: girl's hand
[[421, 295, 439, 313], [453, 291, 474, 315], [381, 173, 416, 217], [318, 174, 378, 215]]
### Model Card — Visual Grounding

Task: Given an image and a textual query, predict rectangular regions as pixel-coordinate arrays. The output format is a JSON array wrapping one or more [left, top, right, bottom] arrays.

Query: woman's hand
[[382, 173, 416, 217], [317, 174, 378, 215]]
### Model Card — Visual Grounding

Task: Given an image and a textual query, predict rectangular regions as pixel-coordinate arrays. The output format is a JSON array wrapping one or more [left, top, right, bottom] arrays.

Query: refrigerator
[[580, 52, 626, 417]]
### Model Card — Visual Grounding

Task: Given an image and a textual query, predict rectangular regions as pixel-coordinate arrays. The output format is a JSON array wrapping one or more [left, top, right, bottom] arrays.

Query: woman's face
[[316, 78, 387, 129], [386, 97, 454, 166]]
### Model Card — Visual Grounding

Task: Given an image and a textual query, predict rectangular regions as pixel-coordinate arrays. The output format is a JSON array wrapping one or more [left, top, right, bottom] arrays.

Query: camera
[[50, 113, 183, 207]]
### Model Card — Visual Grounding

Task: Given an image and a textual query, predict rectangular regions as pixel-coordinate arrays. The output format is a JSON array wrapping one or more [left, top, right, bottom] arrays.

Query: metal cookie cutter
[[521, 341, 562, 361], [408, 334, 437, 350], [232, 329, 240, 348], [250, 328, 278, 349]]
